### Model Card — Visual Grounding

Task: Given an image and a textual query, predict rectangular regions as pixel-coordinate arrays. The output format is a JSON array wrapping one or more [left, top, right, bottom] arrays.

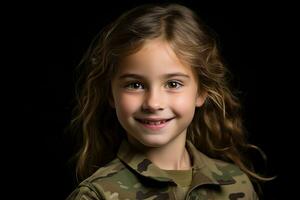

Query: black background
[[5, 0, 297, 199]]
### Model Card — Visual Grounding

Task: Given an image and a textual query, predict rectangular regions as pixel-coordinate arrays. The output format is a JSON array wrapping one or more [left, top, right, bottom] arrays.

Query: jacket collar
[[117, 139, 236, 187]]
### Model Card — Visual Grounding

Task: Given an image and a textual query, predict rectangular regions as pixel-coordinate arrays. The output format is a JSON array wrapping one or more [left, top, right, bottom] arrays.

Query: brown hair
[[69, 3, 272, 186]]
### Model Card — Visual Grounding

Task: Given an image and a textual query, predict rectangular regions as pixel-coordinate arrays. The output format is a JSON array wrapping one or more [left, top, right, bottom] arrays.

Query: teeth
[[142, 120, 166, 125]]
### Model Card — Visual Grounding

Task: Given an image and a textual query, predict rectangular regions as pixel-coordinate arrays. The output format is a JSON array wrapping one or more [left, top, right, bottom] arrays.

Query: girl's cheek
[[170, 92, 198, 114], [118, 93, 142, 114]]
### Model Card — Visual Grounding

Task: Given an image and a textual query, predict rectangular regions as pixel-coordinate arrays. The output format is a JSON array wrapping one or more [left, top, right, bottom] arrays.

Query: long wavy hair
[[69, 3, 272, 187]]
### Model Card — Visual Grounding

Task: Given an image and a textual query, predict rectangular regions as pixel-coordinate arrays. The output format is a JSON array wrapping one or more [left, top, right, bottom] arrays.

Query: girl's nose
[[142, 88, 165, 112]]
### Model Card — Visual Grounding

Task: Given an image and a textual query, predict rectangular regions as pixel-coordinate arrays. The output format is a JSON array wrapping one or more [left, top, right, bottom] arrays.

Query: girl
[[67, 3, 270, 200]]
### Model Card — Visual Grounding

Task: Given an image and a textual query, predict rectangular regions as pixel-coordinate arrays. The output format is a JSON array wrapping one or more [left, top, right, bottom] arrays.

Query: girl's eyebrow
[[118, 73, 190, 80]]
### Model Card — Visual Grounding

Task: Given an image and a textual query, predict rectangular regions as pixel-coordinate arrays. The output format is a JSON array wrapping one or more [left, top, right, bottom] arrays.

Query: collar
[[117, 139, 236, 187]]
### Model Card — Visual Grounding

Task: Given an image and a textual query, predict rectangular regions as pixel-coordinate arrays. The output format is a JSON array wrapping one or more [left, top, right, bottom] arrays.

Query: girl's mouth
[[135, 117, 174, 130]]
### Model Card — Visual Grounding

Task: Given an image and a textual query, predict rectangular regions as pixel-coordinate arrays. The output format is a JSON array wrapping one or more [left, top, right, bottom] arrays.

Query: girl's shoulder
[[66, 157, 141, 200], [186, 141, 258, 199], [187, 140, 251, 184], [87, 158, 127, 182], [200, 155, 259, 199]]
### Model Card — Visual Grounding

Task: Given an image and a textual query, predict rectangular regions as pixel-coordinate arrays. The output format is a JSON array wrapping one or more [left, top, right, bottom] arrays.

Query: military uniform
[[66, 140, 258, 200]]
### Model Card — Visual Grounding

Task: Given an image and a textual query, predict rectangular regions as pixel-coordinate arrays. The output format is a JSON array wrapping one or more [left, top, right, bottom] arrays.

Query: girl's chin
[[128, 135, 170, 148]]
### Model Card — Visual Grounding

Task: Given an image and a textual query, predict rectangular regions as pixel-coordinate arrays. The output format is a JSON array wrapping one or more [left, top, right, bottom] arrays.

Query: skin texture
[[111, 38, 206, 170]]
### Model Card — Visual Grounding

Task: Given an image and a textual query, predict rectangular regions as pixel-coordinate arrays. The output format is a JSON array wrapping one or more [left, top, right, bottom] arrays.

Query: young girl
[[66, 3, 270, 200]]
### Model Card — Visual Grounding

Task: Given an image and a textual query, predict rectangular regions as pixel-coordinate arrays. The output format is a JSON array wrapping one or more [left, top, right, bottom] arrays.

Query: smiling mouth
[[135, 118, 174, 125]]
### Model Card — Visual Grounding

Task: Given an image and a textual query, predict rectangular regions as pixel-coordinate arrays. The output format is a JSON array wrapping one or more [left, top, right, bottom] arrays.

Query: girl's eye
[[125, 82, 144, 90], [166, 81, 183, 89]]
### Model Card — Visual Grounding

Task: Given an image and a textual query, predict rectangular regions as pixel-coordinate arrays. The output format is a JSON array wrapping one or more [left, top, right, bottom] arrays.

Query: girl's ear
[[196, 91, 207, 107]]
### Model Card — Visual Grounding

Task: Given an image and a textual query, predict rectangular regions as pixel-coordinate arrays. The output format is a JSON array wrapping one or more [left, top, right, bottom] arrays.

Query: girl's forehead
[[117, 39, 193, 75]]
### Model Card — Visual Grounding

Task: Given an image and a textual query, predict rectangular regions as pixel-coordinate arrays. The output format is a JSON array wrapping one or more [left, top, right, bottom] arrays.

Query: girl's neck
[[128, 133, 192, 170]]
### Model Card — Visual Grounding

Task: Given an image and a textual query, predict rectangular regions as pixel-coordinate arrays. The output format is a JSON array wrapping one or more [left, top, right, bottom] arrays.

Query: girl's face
[[111, 39, 206, 148]]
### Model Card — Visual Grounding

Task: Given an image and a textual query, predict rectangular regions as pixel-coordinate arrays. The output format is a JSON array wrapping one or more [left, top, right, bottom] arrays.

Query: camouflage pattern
[[66, 140, 258, 200]]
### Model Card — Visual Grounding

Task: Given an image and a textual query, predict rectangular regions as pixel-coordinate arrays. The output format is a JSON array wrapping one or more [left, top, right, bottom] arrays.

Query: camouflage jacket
[[66, 140, 258, 200]]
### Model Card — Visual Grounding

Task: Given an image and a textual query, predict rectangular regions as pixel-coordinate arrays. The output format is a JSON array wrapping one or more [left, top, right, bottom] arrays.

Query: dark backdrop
[[6, 1, 297, 199]]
